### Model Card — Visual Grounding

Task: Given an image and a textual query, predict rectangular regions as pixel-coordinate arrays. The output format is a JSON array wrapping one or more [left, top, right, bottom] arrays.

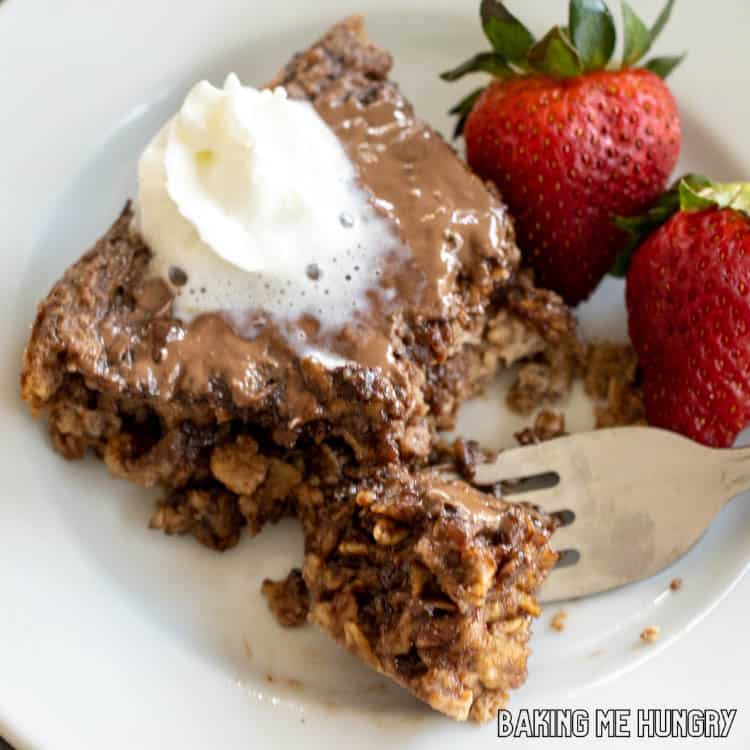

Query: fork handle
[[715, 444, 750, 500]]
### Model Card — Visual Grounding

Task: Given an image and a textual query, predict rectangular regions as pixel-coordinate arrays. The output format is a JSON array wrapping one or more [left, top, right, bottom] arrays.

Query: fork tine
[[472, 441, 568, 485], [501, 485, 563, 511], [505, 471, 597, 515], [469, 427, 740, 602]]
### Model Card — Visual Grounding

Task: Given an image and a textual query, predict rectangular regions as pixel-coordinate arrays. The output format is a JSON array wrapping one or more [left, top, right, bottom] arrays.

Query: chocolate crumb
[[261, 569, 310, 628], [453, 438, 484, 479], [585, 341, 645, 428], [168, 266, 188, 286], [516, 410, 566, 445]]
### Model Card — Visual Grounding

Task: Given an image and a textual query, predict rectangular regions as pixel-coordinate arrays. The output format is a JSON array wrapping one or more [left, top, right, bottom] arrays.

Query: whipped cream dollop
[[135, 73, 396, 346]]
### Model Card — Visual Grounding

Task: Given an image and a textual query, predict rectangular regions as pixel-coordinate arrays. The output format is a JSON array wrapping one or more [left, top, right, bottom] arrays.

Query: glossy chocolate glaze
[[317, 82, 519, 312], [117, 74, 518, 402]]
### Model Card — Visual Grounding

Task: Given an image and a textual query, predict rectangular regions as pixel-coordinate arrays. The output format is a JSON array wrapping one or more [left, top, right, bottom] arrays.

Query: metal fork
[[468, 427, 750, 603]]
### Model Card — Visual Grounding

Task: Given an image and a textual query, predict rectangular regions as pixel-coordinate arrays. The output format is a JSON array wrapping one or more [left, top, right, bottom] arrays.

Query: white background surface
[[1, 0, 749, 748]]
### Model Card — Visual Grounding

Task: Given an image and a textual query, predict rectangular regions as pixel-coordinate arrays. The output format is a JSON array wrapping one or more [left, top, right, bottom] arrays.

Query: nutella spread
[[107, 66, 519, 407], [315, 81, 518, 317], [420, 474, 507, 524]]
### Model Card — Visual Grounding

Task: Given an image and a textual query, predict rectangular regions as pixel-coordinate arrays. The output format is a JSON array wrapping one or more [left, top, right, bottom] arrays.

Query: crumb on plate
[[640, 625, 661, 643], [515, 409, 567, 445], [585, 341, 646, 429], [507, 338, 646, 430], [550, 610, 567, 631]]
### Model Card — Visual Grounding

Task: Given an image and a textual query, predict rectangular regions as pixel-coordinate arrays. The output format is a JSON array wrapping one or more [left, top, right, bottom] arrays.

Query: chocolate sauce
[[315, 81, 518, 319], [111, 59, 519, 407], [421, 475, 507, 523]]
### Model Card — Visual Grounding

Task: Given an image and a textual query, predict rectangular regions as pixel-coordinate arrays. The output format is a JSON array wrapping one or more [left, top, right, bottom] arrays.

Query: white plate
[[1, 1, 750, 748]]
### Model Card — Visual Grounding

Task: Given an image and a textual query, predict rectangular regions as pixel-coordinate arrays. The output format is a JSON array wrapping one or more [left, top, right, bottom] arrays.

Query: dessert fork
[[469, 427, 750, 603]]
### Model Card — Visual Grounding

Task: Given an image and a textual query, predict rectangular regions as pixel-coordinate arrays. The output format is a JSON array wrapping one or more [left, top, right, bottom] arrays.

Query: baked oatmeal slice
[[143, 432, 557, 722], [21, 17, 572, 492], [290, 465, 557, 722]]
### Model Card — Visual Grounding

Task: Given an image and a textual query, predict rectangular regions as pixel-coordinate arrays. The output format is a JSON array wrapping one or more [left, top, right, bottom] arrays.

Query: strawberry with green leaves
[[443, 0, 683, 305], [617, 176, 750, 447]]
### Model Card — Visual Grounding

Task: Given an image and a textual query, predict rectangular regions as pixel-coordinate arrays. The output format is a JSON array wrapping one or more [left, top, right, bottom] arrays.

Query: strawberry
[[619, 177, 750, 447], [442, 0, 683, 305]]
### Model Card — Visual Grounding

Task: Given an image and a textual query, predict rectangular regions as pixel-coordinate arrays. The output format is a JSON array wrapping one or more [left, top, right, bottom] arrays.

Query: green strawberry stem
[[680, 180, 750, 214], [480, 0, 536, 64], [528, 27, 583, 78], [611, 175, 750, 277], [448, 88, 486, 139], [440, 52, 513, 82], [570, 0, 616, 71], [441, 0, 684, 136]]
